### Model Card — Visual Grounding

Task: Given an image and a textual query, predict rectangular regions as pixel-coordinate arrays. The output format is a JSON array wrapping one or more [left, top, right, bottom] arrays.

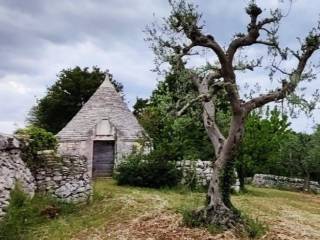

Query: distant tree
[[307, 126, 320, 184], [28, 66, 123, 134], [278, 127, 320, 189], [278, 132, 312, 189], [147, 0, 320, 227], [236, 109, 290, 191]]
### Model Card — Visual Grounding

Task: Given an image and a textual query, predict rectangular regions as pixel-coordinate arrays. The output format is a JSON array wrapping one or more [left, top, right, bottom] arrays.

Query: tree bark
[[194, 112, 245, 228], [303, 172, 310, 192]]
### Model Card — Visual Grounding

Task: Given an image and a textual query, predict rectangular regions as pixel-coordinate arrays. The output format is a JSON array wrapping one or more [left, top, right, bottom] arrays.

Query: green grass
[[0, 186, 78, 240], [1, 180, 319, 240], [25, 181, 204, 239]]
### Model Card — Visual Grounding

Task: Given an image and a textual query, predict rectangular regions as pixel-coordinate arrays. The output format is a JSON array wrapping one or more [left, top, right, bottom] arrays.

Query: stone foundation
[[252, 174, 320, 193], [0, 134, 35, 218], [35, 150, 92, 203]]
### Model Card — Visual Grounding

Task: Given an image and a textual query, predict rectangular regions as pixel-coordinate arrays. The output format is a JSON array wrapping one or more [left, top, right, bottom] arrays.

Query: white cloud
[[0, 121, 24, 134], [0, 0, 320, 134]]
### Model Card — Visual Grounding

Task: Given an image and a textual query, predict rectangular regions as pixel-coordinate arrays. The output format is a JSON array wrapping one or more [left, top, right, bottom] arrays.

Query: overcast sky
[[0, 0, 320, 134]]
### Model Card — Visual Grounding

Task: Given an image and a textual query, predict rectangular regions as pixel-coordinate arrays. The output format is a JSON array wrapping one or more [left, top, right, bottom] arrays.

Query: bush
[[0, 186, 77, 240], [115, 151, 181, 188], [15, 126, 58, 168], [242, 214, 267, 239], [180, 208, 224, 234]]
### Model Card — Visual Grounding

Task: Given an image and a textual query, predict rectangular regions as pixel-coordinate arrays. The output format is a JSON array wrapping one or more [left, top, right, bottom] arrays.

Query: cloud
[[0, 0, 320, 134]]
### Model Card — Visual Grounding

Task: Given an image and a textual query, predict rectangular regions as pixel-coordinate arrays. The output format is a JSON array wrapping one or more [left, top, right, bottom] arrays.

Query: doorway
[[92, 141, 115, 177]]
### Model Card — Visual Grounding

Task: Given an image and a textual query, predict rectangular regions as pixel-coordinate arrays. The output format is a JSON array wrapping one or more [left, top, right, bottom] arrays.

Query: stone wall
[[0, 134, 93, 219], [176, 160, 240, 192], [35, 151, 92, 203], [252, 174, 320, 193], [0, 134, 35, 218]]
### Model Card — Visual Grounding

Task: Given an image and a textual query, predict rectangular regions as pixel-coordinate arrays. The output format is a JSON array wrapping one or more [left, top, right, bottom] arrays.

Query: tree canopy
[[28, 66, 123, 134]]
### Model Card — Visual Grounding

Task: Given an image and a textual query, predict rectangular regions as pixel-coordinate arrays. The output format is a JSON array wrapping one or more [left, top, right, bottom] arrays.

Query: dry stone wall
[[0, 134, 93, 219], [252, 174, 320, 193], [0, 134, 35, 218], [176, 160, 240, 192], [35, 151, 92, 203]]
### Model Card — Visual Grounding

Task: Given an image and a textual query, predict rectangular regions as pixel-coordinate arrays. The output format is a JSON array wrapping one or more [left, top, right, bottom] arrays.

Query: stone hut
[[56, 77, 144, 177]]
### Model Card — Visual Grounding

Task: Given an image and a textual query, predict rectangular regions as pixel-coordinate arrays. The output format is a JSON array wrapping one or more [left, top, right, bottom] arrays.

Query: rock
[[37, 149, 55, 155], [53, 176, 63, 181], [0, 134, 36, 219], [0, 134, 20, 150]]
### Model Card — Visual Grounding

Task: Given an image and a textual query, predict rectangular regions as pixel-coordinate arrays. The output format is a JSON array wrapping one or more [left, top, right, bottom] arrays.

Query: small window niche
[[95, 119, 116, 137]]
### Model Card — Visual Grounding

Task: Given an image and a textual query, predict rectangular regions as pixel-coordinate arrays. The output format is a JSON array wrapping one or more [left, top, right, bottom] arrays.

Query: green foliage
[[181, 208, 224, 234], [181, 208, 203, 227], [242, 214, 267, 239], [28, 66, 123, 134], [15, 126, 57, 168], [115, 150, 182, 188], [221, 159, 237, 208], [278, 125, 320, 183], [133, 73, 215, 161], [307, 125, 320, 181], [236, 108, 320, 188], [181, 167, 200, 191], [235, 108, 291, 189], [0, 186, 77, 240]]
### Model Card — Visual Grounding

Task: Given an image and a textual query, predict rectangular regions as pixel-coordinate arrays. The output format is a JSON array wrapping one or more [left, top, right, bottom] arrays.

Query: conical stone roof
[[57, 77, 144, 141]]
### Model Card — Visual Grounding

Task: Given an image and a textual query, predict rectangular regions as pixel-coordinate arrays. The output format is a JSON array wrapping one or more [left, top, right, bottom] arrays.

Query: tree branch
[[176, 93, 210, 116], [233, 58, 262, 72], [271, 63, 291, 76], [226, 4, 281, 62], [243, 36, 320, 113]]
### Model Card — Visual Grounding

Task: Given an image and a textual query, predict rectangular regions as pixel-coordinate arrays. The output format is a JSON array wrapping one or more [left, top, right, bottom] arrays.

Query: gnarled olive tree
[[146, 0, 320, 228]]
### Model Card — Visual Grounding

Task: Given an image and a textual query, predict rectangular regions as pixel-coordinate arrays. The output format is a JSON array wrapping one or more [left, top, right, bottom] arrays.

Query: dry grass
[[25, 180, 320, 240], [233, 187, 320, 240]]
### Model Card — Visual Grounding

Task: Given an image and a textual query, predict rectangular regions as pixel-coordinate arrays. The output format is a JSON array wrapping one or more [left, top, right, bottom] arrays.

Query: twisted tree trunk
[[193, 92, 245, 228]]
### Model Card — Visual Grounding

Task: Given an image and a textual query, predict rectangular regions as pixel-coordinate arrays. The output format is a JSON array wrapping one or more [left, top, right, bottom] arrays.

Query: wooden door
[[93, 141, 115, 177]]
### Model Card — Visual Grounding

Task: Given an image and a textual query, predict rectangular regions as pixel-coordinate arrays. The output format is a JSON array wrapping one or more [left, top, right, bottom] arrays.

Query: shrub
[[115, 151, 181, 188], [15, 126, 58, 168], [181, 208, 202, 228], [242, 214, 267, 239], [0, 186, 77, 240], [181, 208, 224, 234]]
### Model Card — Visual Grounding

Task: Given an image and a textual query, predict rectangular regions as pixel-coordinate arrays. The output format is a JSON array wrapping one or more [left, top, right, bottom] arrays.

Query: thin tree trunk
[[303, 172, 310, 192]]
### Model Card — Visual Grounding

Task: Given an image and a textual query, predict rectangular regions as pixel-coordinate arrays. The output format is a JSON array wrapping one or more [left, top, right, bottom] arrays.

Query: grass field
[[10, 179, 320, 240]]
